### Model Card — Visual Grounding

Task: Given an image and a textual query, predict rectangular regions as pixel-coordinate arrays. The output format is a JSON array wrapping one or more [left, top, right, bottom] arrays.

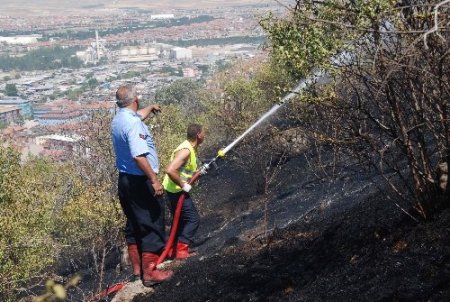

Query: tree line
[[41, 15, 215, 41], [163, 35, 266, 47], [0, 46, 82, 71]]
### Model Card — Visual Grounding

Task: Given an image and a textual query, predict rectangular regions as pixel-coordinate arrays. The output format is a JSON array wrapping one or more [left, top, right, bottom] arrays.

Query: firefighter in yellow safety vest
[[162, 123, 206, 259]]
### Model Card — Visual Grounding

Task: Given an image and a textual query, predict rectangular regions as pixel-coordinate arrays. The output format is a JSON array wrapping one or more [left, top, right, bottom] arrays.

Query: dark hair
[[187, 123, 203, 141]]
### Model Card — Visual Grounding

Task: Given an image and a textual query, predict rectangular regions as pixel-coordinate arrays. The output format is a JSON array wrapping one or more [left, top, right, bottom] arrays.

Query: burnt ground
[[58, 151, 449, 302], [128, 153, 450, 302]]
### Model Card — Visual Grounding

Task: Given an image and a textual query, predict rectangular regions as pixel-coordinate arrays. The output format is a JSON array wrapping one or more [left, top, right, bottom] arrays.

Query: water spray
[[201, 70, 323, 173]]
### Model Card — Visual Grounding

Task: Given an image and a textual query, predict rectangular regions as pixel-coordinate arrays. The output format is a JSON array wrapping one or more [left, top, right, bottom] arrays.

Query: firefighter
[[163, 123, 206, 259]]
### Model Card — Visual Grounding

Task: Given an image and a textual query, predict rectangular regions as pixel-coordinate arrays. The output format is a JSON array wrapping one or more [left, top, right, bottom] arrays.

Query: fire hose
[[156, 156, 220, 265]]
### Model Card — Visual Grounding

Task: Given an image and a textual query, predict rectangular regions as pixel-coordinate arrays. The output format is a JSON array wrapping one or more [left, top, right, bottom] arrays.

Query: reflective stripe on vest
[[162, 140, 197, 193]]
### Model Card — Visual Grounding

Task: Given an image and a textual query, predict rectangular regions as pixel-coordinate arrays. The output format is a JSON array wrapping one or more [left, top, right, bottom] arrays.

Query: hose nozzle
[[217, 149, 226, 158], [199, 163, 209, 175]]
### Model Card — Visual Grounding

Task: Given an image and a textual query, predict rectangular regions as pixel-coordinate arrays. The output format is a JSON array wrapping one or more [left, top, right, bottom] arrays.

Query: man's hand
[[182, 183, 192, 193], [138, 104, 162, 120], [150, 104, 161, 114], [134, 156, 162, 196], [152, 180, 164, 197]]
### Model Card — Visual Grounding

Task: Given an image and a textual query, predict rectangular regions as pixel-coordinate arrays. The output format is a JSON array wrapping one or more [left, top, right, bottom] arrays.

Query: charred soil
[[132, 155, 450, 302], [59, 153, 449, 301]]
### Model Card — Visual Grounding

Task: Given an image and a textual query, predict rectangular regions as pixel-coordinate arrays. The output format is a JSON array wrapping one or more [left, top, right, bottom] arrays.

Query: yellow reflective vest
[[162, 140, 198, 193]]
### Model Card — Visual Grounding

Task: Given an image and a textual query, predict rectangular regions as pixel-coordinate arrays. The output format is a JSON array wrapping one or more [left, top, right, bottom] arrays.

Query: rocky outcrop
[[110, 280, 154, 302]]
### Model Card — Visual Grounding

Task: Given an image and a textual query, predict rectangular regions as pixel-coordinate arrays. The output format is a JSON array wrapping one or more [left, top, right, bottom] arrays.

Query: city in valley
[[0, 0, 285, 161]]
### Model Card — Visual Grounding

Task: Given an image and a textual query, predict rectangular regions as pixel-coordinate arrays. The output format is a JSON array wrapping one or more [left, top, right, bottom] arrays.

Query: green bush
[[0, 150, 57, 298], [55, 181, 122, 247], [0, 141, 123, 299]]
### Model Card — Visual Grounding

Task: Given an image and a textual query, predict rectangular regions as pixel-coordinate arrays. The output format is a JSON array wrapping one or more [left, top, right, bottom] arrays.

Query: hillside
[[76, 150, 449, 302], [1, 1, 447, 301], [133, 152, 449, 302]]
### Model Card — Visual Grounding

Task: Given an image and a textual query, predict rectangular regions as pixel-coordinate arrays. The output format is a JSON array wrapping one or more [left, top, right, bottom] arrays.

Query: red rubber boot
[[141, 252, 173, 287], [176, 242, 197, 259], [127, 244, 141, 281]]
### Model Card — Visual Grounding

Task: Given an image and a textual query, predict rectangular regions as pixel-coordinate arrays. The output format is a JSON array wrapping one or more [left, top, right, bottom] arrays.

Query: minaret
[[95, 30, 100, 61]]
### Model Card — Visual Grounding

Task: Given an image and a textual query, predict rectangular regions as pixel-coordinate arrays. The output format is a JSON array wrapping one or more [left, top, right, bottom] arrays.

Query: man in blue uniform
[[111, 84, 172, 286]]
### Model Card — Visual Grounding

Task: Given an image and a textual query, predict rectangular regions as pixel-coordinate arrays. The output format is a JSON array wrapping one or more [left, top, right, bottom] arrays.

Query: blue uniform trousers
[[166, 191, 200, 245], [118, 173, 166, 253]]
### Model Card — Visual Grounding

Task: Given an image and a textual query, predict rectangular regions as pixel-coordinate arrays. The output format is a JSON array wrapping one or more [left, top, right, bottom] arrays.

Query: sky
[[0, 0, 277, 15]]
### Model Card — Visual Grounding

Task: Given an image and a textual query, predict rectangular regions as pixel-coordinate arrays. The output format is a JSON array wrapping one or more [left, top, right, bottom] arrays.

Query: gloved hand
[[182, 183, 192, 193]]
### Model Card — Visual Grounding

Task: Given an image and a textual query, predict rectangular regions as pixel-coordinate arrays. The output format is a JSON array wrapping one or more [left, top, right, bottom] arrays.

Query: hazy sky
[[0, 0, 277, 14]]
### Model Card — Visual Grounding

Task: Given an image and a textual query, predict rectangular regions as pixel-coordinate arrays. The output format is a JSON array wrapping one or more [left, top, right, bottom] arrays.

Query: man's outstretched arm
[[138, 104, 161, 120]]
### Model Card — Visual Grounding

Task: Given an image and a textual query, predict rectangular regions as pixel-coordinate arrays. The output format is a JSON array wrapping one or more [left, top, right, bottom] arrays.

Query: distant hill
[[0, 0, 275, 16]]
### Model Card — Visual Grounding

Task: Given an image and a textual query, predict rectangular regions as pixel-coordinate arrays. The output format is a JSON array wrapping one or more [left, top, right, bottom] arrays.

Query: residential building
[[0, 98, 33, 119], [170, 47, 193, 60], [0, 105, 20, 125]]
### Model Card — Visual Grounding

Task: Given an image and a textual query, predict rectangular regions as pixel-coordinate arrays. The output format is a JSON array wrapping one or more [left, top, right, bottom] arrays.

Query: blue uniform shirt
[[111, 108, 159, 175]]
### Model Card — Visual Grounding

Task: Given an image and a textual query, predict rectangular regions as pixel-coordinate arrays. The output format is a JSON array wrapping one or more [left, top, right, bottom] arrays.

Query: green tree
[[0, 122, 124, 300], [87, 77, 99, 90], [66, 88, 82, 101], [4, 84, 18, 96], [202, 60, 297, 193], [0, 46, 82, 71], [154, 79, 205, 115], [262, 0, 450, 218], [0, 149, 56, 299], [151, 104, 193, 170]]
